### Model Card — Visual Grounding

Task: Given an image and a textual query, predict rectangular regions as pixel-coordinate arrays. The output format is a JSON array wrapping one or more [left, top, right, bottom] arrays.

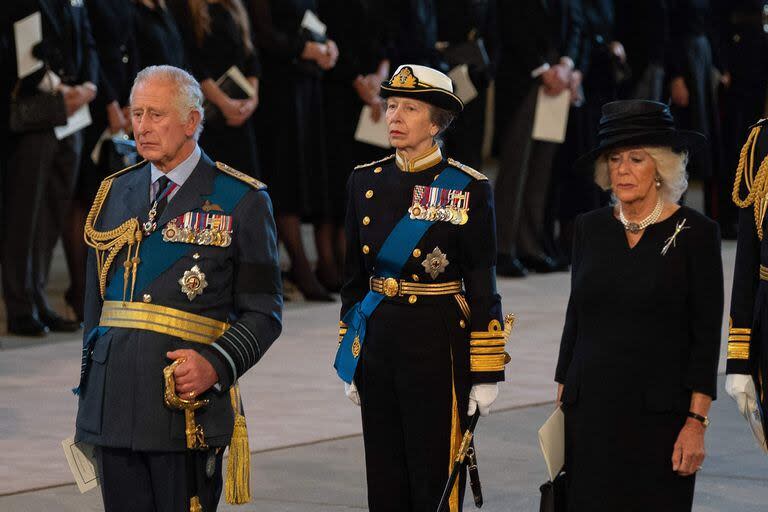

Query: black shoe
[[40, 312, 82, 332], [288, 270, 336, 302], [519, 254, 561, 274], [496, 254, 528, 278], [7, 316, 49, 337]]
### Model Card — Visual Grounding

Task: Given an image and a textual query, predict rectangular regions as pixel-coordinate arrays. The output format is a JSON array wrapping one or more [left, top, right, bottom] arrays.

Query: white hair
[[130, 65, 205, 140], [594, 146, 689, 203]]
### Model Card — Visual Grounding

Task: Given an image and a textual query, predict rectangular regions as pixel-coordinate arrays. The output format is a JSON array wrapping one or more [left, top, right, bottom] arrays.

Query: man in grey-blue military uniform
[[74, 65, 282, 512]]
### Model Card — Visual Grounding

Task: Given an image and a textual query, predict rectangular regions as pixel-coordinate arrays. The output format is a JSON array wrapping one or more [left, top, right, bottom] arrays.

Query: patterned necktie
[[153, 176, 174, 221]]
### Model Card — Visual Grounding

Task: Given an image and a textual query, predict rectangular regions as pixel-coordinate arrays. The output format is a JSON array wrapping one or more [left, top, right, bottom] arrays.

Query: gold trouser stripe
[[728, 341, 751, 360], [369, 277, 462, 296], [728, 334, 751, 342], [454, 294, 471, 320], [760, 265, 768, 280], [448, 348, 460, 512], [99, 301, 229, 344]]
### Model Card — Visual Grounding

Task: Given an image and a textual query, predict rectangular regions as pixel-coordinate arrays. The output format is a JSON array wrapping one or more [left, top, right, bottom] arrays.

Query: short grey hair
[[594, 146, 689, 203], [130, 65, 205, 140], [428, 105, 456, 146]]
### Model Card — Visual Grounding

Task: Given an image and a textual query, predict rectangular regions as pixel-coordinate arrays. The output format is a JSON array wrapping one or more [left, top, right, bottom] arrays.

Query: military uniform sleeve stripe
[[238, 323, 262, 361], [226, 326, 254, 368], [210, 342, 238, 382], [230, 324, 256, 364], [218, 330, 249, 371]]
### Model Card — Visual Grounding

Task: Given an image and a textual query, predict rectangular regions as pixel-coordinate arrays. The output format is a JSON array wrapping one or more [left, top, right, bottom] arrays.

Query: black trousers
[[356, 299, 470, 512], [1, 130, 82, 319], [96, 446, 224, 512], [494, 83, 558, 259]]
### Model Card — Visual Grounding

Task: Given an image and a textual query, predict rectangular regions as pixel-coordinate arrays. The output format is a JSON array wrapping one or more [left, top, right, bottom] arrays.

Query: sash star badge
[[422, 247, 449, 279], [179, 265, 208, 300]]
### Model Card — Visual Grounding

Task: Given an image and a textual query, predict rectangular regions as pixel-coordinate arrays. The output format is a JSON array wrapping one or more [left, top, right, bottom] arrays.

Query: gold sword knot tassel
[[163, 358, 210, 450]]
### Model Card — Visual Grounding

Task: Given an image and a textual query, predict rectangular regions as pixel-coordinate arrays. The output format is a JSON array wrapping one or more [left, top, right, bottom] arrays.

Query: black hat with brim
[[574, 100, 707, 172], [380, 65, 464, 113]]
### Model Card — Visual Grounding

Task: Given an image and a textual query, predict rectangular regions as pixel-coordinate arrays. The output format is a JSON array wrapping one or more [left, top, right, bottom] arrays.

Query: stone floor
[[1, 240, 766, 511]]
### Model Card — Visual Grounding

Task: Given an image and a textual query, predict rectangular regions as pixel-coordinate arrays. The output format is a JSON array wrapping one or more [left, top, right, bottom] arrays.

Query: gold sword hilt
[[163, 358, 209, 449]]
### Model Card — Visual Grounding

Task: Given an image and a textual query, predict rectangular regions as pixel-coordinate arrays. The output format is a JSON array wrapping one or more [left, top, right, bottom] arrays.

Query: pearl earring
[[655, 177, 662, 189]]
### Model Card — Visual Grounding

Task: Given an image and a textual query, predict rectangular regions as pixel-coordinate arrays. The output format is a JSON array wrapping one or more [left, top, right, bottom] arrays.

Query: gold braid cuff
[[732, 123, 768, 240], [84, 176, 144, 302], [469, 314, 515, 372]]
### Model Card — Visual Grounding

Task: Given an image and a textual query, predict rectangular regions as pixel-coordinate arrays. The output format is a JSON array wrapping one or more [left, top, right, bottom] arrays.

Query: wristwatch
[[687, 411, 710, 428]]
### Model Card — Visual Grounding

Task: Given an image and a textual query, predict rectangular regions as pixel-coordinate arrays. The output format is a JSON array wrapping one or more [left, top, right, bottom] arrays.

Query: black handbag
[[97, 136, 139, 173], [539, 472, 567, 512], [8, 75, 68, 134]]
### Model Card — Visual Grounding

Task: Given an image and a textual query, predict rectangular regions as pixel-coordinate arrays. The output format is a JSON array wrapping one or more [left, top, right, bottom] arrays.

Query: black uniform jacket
[[339, 147, 509, 383], [75, 152, 282, 451]]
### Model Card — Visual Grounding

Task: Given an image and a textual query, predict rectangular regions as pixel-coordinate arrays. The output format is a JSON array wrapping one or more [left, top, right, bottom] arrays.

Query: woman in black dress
[[133, 0, 186, 70], [175, 0, 261, 175], [555, 100, 723, 511], [250, 0, 338, 300]]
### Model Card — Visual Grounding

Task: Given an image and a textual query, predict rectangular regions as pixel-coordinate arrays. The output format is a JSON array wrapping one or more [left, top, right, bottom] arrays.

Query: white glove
[[726, 374, 758, 417], [726, 374, 768, 452], [467, 383, 499, 416], [345, 380, 361, 406]]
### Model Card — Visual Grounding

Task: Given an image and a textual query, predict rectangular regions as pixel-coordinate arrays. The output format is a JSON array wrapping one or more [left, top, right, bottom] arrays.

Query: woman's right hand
[[219, 98, 249, 127]]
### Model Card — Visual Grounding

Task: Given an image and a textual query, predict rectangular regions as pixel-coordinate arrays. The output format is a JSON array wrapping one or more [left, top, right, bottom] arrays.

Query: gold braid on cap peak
[[83, 178, 144, 302], [733, 122, 768, 240]]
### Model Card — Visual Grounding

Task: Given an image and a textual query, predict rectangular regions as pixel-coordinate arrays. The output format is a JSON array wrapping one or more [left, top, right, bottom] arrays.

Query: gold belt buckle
[[382, 277, 400, 297]]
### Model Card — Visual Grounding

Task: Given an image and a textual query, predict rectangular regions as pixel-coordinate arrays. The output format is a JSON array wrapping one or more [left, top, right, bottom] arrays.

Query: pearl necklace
[[619, 197, 664, 233]]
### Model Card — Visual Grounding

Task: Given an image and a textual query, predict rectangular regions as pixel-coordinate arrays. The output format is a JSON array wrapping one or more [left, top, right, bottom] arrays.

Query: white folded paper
[[14, 11, 44, 79], [301, 10, 326, 37], [538, 407, 565, 481], [54, 105, 92, 140], [354, 105, 390, 149], [61, 437, 99, 493], [532, 87, 570, 143], [448, 64, 478, 104]]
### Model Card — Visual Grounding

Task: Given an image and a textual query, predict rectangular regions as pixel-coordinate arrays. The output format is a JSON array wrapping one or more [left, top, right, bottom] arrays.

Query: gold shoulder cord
[[732, 123, 768, 240], [83, 178, 144, 302]]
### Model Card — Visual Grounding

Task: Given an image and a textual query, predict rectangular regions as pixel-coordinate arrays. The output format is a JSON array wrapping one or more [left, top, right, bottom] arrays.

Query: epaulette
[[447, 158, 488, 181], [216, 161, 267, 189], [104, 159, 147, 181], [354, 154, 395, 170]]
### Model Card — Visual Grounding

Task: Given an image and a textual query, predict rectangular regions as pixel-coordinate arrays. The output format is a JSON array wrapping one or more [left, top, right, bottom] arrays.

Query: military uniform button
[[365, 190, 374, 199], [143, 294, 152, 303], [374, 166, 383, 173], [412, 248, 421, 258], [192, 253, 200, 260], [411, 274, 419, 282], [362, 216, 371, 226], [362, 245, 370, 254], [459, 319, 466, 328], [122, 55, 129, 64], [408, 295, 418, 304]]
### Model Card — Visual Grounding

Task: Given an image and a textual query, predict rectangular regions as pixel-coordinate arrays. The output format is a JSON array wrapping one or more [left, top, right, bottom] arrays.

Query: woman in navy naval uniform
[[337, 64, 513, 512]]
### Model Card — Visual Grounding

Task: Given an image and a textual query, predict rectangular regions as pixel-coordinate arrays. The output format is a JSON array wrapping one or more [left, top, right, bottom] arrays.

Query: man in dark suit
[[75, 65, 283, 511], [2, 0, 99, 335], [493, 0, 584, 277]]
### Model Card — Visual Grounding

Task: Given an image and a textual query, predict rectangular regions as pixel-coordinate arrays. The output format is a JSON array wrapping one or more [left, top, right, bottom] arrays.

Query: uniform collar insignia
[[396, 144, 442, 173]]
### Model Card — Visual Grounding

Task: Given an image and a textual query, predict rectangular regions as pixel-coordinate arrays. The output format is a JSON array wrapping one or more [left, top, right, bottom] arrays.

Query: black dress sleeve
[[555, 213, 584, 383], [684, 217, 723, 399], [250, 0, 308, 61]]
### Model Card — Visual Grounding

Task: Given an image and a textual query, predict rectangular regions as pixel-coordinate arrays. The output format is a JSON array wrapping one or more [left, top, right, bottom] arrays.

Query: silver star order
[[422, 247, 449, 279], [178, 264, 208, 300]]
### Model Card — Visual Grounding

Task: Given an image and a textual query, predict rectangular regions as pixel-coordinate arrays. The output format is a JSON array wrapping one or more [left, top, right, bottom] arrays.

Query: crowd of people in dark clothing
[[1, 0, 768, 335]]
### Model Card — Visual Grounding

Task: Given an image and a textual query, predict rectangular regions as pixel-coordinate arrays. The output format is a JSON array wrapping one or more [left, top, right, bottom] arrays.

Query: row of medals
[[162, 221, 232, 247], [408, 204, 469, 225]]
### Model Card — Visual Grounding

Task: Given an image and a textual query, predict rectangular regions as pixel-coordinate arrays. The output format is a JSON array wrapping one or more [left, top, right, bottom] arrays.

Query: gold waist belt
[[369, 277, 462, 298], [99, 301, 229, 344], [761, 265, 768, 281]]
